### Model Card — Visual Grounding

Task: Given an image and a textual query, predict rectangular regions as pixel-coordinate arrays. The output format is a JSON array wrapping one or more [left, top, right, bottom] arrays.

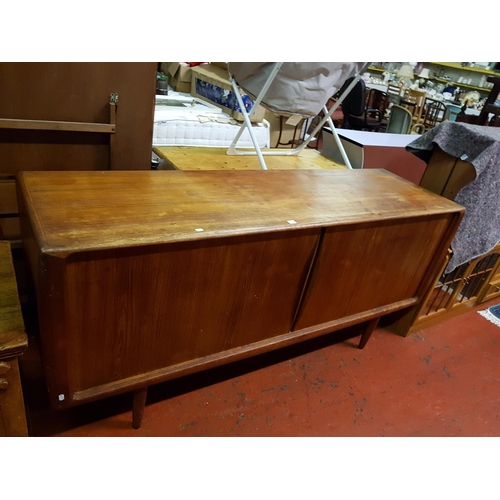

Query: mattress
[[153, 96, 270, 148]]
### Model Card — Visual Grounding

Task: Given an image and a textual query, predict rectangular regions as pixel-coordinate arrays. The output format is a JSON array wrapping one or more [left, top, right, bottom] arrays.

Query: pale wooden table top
[[152, 147, 346, 171]]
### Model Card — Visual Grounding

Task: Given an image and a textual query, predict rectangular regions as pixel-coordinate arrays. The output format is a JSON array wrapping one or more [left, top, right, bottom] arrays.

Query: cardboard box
[[161, 62, 193, 93], [211, 62, 228, 70], [169, 77, 191, 93], [168, 63, 192, 83], [190, 64, 265, 123]]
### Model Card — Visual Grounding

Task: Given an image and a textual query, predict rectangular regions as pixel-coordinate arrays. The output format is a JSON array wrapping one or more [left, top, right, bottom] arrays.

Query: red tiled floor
[[19, 299, 500, 437]]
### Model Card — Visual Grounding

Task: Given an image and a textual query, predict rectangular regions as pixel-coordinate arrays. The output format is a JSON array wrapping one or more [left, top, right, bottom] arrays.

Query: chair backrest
[[385, 105, 413, 134], [456, 112, 480, 125], [403, 89, 427, 122], [421, 100, 447, 130], [339, 76, 366, 117], [386, 83, 402, 104]]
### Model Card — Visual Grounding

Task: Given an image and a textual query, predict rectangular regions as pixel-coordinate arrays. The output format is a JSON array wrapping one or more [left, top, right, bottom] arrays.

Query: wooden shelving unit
[[367, 63, 499, 94], [431, 62, 499, 76]]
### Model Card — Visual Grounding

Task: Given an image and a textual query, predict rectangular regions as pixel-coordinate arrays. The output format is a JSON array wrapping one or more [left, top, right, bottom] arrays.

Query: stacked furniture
[[388, 122, 500, 335]]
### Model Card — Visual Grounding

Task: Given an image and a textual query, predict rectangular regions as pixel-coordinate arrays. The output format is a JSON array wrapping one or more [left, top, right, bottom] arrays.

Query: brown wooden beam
[[0, 118, 116, 134]]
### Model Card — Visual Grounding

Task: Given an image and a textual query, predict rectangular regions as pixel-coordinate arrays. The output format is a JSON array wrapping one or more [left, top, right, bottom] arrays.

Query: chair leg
[[358, 317, 380, 349], [132, 387, 148, 429]]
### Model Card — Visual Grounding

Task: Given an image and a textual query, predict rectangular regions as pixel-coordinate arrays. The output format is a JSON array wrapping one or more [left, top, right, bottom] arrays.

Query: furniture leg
[[358, 317, 380, 349], [0, 358, 28, 436], [132, 387, 148, 429]]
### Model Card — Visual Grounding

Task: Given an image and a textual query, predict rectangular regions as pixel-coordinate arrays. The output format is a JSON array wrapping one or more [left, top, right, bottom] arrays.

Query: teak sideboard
[[17, 169, 464, 427]]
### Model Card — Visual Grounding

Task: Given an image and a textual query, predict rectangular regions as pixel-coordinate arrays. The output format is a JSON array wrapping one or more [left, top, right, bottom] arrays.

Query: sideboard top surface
[[17, 169, 464, 256]]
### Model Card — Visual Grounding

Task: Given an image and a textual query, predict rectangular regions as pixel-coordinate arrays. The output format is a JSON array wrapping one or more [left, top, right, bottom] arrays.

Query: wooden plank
[[153, 147, 346, 171], [440, 159, 476, 200], [109, 102, 117, 170], [17, 169, 464, 256], [0, 180, 18, 214], [0, 241, 27, 360], [419, 147, 458, 196], [72, 297, 418, 404], [0, 217, 20, 240], [419, 147, 476, 201], [0, 118, 115, 133]]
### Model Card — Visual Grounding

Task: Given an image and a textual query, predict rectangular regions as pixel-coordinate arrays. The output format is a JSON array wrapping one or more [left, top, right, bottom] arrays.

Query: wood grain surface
[[0, 241, 28, 436], [17, 169, 463, 256], [0, 241, 27, 360], [293, 216, 451, 330], [153, 147, 345, 171]]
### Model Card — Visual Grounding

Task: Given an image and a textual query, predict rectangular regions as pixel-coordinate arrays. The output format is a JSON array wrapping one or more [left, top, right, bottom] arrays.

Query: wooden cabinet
[[368, 62, 498, 96], [17, 169, 463, 425], [428, 62, 498, 94], [388, 133, 500, 336]]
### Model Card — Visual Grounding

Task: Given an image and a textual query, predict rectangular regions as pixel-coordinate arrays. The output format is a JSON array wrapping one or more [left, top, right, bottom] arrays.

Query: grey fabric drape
[[406, 122, 500, 273]]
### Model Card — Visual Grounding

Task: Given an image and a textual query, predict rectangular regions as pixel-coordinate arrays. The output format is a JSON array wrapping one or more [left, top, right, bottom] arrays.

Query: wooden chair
[[386, 83, 403, 106], [456, 110, 479, 124], [420, 100, 447, 132], [402, 88, 427, 126]]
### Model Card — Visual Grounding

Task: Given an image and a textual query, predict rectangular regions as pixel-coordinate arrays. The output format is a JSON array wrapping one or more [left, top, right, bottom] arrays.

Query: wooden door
[[38, 230, 321, 404], [293, 216, 452, 331]]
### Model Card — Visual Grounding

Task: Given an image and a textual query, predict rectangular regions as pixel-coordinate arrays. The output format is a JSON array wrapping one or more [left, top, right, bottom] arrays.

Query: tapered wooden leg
[[358, 317, 380, 349], [132, 387, 148, 429]]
